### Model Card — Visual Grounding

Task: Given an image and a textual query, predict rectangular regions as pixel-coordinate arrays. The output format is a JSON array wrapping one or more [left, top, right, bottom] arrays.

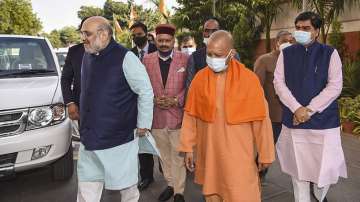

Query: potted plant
[[351, 95, 360, 135], [338, 97, 357, 134]]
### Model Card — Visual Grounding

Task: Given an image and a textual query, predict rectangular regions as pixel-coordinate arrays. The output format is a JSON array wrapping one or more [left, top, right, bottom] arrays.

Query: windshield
[[0, 37, 57, 78], [56, 52, 67, 68]]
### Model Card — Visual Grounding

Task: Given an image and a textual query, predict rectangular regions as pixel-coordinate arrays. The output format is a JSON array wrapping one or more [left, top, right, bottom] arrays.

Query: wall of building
[[254, 3, 360, 59]]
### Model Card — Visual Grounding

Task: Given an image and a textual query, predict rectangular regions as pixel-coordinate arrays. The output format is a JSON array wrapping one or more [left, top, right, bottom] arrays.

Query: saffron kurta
[[178, 71, 275, 202]]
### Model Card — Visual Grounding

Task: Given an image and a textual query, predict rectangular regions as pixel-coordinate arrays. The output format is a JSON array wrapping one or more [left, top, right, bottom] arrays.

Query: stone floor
[[0, 133, 359, 202]]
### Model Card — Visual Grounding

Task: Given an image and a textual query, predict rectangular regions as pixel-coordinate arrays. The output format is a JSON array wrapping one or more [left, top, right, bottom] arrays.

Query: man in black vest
[[77, 16, 154, 202], [274, 12, 346, 202], [130, 22, 157, 191]]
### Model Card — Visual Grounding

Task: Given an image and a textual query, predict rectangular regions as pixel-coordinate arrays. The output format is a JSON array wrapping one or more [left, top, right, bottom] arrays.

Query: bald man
[[185, 18, 219, 93], [77, 16, 154, 202], [185, 18, 240, 98], [178, 30, 275, 202]]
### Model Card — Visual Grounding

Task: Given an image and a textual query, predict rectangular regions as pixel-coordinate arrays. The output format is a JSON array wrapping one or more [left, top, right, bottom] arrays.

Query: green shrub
[[232, 13, 261, 69], [341, 61, 360, 98], [339, 95, 360, 135]]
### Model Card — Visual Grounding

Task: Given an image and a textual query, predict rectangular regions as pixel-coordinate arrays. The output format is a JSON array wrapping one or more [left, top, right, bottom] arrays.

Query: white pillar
[[212, 0, 216, 16], [302, 0, 308, 11]]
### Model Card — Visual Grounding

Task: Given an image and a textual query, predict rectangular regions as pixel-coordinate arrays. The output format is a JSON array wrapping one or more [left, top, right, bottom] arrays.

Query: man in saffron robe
[[178, 30, 275, 202]]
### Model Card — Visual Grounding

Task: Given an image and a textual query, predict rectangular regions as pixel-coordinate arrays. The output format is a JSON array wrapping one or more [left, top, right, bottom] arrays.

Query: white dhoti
[[76, 136, 140, 202], [277, 126, 347, 201]]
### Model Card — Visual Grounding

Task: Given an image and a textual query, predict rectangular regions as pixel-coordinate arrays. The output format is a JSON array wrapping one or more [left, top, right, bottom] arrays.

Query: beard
[[84, 37, 103, 54]]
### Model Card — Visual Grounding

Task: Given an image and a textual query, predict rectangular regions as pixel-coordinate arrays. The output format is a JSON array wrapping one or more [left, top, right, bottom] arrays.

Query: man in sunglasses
[[185, 17, 219, 93], [185, 17, 239, 96]]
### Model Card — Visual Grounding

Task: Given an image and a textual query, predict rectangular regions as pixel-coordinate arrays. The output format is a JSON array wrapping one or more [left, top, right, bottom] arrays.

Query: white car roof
[[0, 34, 46, 40]]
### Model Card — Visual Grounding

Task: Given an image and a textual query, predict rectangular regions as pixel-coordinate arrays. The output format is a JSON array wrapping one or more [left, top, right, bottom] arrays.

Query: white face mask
[[203, 37, 209, 45], [181, 47, 196, 55], [293, 30, 312, 45], [206, 50, 232, 73], [279, 42, 292, 50]]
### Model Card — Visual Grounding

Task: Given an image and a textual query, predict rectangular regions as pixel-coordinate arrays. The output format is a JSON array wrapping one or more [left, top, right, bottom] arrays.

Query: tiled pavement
[[0, 133, 359, 202]]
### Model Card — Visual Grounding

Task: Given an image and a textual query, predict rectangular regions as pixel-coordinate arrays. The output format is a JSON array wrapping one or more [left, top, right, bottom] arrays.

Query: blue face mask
[[206, 50, 232, 72], [294, 30, 312, 45]]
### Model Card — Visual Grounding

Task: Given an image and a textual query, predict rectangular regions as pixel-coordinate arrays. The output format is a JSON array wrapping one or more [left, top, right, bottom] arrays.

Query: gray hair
[[97, 23, 113, 37], [276, 30, 291, 41]]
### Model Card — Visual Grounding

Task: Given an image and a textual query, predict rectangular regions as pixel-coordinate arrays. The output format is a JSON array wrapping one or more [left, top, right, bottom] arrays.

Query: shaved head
[[206, 30, 234, 60], [80, 16, 113, 54], [208, 30, 233, 50]]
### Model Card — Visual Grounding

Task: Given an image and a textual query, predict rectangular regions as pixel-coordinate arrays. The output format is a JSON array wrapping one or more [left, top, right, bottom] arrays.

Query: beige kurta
[[178, 71, 275, 202]]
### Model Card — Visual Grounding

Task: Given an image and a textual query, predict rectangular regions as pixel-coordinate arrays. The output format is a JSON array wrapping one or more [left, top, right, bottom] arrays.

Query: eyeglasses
[[204, 28, 219, 34]]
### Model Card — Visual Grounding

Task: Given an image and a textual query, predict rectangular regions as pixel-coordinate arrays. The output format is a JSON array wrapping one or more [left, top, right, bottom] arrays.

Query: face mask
[[203, 37, 209, 45], [279, 42, 292, 50], [181, 47, 196, 55], [294, 30, 312, 45], [133, 36, 147, 47], [206, 50, 232, 73]]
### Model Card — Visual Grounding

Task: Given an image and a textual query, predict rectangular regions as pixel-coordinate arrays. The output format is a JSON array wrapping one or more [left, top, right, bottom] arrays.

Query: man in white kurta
[[274, 11, 347, 202]]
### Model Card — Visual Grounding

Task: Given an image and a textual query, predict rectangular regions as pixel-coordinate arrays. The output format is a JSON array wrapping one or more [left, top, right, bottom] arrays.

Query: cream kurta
[[178, 71, 275, 202]]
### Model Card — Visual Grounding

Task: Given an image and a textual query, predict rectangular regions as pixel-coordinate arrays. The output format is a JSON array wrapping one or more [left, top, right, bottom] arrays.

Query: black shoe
[[259, 168, 268, 180], [311, 187, 328, 202], [138, 178, 154, 191], [158, 186, 174, 201], [174, 194, 185, 202], [314, 197, 328, 202]]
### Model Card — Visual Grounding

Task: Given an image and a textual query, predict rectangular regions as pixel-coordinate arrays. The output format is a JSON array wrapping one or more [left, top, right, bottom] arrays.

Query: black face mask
[[133, 36, 148, 47]]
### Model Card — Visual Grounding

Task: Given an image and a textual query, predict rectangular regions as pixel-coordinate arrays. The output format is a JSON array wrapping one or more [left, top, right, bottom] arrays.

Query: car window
[[56, 52, 67, 67], [0, 37, 57, 77]]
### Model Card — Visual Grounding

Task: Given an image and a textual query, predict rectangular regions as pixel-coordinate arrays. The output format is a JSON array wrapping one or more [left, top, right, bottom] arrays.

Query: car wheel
[[52, 145, 74, 181]]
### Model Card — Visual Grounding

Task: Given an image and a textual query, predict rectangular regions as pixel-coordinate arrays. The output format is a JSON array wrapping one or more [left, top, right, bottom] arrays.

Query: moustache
[[160, 46, 169, 49]]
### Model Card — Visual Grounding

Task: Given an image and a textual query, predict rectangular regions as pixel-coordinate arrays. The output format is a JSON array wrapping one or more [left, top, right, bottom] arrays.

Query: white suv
[[0, 35, 73, 180]]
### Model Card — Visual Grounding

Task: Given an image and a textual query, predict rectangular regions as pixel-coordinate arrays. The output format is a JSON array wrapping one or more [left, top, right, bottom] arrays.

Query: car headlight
[[52, 104, 66, 122], [28, 107, 53, 126], [26, 104, 66, 130]]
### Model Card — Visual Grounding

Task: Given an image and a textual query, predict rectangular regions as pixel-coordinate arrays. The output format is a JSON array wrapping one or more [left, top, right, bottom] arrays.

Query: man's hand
[[67, 103, 80, 120], [155, 96, 178, 109], [185, 152, 195, 172], [293, 116, 301, 126], [258, 163, 271, 171], [136, 128, 148, 137], [154, 96, 169, 109], [165, 96, 179, 107], [294, 107, 312, 124]]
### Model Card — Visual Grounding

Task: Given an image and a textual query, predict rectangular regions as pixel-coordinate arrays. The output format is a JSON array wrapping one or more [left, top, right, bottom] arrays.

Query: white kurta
[[274, 49, 347, 187]]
